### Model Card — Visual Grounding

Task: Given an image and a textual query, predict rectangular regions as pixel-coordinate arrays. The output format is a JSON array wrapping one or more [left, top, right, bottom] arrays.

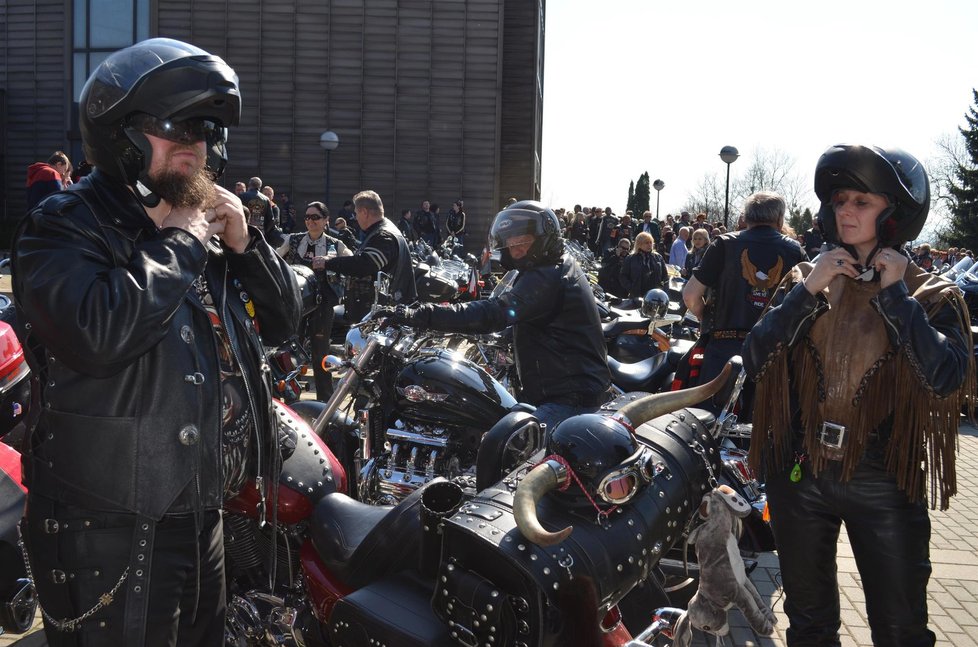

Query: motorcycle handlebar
[[312, 336, 380, 437]]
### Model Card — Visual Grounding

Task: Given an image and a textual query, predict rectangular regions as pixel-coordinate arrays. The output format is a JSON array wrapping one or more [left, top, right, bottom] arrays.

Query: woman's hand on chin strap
[[803, 247, 859, 295], [873, 248, 909, 290]]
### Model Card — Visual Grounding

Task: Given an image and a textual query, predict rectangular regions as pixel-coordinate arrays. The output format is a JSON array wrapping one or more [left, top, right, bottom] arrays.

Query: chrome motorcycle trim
[[385, 428, 450, 448], [314, 335, 381, 436]]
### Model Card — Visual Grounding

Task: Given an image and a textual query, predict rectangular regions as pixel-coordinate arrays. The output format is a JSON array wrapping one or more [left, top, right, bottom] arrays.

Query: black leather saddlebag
[[431, 409, 719, 647]]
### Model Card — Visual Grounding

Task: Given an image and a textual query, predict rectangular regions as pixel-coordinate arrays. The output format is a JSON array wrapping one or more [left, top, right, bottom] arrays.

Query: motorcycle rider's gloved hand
[[380, 303, 432, 328]]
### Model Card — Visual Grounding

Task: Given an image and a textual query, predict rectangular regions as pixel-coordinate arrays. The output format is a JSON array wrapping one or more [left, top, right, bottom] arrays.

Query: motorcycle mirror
[[373, 271, 392, 304], [712, 356, 746, 437], [321, 355, 345, 372]]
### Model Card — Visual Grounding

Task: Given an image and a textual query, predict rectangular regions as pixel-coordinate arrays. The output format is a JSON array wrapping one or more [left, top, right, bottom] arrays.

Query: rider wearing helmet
[[12, 38, 300, 646], [384, 200, 611, 431], [682, 191, 807, 412], [745, 144, 974, 646]]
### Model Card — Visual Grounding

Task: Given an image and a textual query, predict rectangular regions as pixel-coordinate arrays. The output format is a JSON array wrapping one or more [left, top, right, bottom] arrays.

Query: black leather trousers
[[23, 494, 225, 647], [306, 303, 335, 399], [766, 455, 935, 647]]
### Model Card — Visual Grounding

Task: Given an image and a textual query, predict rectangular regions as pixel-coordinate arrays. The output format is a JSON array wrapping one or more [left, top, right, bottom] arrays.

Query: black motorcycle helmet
[[546, 414, 645, 506], [813, 144, 930, 249], [489, 200, 564, 271], [641, 288, 669, 320], [79, 38, 241, 207]]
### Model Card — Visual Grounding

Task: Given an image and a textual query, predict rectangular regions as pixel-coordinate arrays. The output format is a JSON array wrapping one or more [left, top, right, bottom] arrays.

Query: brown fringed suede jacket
[[744, 260, 975, 510]]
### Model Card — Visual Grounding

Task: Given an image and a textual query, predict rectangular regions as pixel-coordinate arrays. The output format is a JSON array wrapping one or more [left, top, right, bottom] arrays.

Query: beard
[[148, 148, 215, 208]]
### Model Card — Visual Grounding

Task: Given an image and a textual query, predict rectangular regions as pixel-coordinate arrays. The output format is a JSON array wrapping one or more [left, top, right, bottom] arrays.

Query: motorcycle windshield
[[956, 259, 978, 286], [491, 270, 519, 299], [945, 256, 975, 281]]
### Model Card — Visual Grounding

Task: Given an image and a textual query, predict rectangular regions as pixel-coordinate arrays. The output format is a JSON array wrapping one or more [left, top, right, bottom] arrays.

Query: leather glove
[[377, 303, 431, 328]]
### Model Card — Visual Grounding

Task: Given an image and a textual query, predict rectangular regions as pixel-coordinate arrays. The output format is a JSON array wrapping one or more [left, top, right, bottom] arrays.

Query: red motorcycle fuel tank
[[225, 401, 346, 524], [394, 349, 517, 427]]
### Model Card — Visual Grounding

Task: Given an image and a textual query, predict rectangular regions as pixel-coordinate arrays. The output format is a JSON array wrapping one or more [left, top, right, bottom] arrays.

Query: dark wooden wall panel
[[1, 0, 544, 249]]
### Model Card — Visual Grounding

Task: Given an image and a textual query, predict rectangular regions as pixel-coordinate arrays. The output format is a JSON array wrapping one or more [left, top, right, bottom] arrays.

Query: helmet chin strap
[[120, 129, 163, 208], [134, 173, 163, 208]]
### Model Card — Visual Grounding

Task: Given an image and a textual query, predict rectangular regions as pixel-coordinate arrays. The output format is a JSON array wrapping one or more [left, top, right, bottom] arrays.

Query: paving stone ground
[[3, 412, 977, 646]]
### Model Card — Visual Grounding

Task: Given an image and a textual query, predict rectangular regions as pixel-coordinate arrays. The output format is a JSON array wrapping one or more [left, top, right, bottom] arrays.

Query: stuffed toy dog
[[671, 485, 776, 645]]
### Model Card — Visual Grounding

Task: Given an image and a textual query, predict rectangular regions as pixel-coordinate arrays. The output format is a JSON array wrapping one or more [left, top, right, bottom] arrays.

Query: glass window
[[72, 0, 149, 100], [90, 0, 135, 49]]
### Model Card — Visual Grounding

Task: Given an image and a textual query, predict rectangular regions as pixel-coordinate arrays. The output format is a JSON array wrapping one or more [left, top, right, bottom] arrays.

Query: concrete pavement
[[5, 425, 978, 646]]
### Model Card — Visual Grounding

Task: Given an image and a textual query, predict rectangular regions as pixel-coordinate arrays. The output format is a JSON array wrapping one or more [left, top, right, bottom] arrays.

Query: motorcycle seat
[[602, 315, 651, 338], [607, 353, 670, 392], [310, 479, 437, 589]]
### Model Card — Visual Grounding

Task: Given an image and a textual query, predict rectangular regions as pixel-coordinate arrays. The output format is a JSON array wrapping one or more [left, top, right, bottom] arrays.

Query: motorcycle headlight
[[345, 326, 368, 359]]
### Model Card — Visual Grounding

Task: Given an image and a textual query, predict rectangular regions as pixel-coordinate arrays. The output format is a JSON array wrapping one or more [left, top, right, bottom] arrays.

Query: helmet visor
[[127, 112, 223, 145], [490, 208, 549, 251]]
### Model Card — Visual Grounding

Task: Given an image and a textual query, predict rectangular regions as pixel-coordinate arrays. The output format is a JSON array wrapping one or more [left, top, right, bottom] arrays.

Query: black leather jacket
[[12, 170, 301, 520], [419, 255, 611, 406], [620, 250, 667, 298]]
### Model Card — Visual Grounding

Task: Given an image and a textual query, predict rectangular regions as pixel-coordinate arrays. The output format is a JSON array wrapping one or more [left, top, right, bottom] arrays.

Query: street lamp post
[[652, 179, 665, 220], [719, 145, 739, 229], [319, 131, 340, 206]]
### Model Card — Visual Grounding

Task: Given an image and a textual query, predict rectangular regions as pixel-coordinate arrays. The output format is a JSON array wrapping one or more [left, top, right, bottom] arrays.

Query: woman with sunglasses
[[282, 201, 352, 398]]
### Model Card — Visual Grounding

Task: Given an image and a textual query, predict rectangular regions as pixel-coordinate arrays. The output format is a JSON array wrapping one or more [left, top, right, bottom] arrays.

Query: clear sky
[[541, 0, 978, 222]]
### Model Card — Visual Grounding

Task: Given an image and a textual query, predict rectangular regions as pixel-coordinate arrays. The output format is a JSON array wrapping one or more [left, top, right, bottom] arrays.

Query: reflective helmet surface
[[489, 200, 564, 270], [80, 38, 241, 195], [546, 413, 638, 503], [813, 144, 929, 247], [641, 288, 669, 320]]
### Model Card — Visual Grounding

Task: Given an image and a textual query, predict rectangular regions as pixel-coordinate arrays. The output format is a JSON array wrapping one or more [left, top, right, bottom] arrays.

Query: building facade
[[0, 0, 544, 248]]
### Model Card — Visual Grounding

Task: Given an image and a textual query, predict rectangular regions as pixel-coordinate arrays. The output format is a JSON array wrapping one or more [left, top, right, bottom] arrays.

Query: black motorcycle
[[309, 295, 541, 505]]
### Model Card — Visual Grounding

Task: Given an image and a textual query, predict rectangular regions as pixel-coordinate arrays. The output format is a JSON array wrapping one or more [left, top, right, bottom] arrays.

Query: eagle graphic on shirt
[[740, 250, 784, 309]]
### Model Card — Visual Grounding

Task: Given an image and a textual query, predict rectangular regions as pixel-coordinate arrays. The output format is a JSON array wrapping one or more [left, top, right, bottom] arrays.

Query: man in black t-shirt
[[683, 191, 806, 401]]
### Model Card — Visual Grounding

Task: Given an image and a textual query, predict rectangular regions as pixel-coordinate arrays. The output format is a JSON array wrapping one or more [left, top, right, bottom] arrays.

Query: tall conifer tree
[[948, 89, 978, 250]]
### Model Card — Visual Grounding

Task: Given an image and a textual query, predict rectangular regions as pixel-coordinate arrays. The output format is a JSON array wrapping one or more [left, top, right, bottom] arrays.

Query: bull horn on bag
[[513, 460, 573, 547], [613, 361, 732, 430], [513, 362, 733, 547]]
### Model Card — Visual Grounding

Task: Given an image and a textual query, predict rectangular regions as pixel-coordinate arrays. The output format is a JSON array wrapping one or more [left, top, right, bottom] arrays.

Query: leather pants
[[23, 494, 225, 647], [766, 453, 935, 647], [306, 303, 335, 399]]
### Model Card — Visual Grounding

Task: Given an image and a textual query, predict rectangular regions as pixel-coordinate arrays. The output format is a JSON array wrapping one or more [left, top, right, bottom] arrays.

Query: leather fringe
[[750, 289, 975, 511]]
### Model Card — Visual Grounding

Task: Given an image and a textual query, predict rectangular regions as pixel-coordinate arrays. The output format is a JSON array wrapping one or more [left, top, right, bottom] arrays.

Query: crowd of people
[[14, 35, 976, 647]]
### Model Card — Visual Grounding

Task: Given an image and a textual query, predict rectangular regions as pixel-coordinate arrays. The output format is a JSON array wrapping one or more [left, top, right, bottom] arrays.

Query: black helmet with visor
[[813, 144, 930, 250], [489, 200, 564, 270], [79, 38, 241, 206]]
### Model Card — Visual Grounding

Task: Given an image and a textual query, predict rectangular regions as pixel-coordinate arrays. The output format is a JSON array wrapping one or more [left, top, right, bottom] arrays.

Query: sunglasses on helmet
[[128, 112, 222, 145], [595, 446, 664, 505]]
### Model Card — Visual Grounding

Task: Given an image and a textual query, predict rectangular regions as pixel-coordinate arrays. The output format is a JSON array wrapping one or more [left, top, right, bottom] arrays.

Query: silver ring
[[835, 259, 844, 267]]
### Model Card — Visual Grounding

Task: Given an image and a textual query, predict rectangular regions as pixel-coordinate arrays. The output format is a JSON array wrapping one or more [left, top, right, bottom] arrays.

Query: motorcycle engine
[[358, 416, 482, 505]]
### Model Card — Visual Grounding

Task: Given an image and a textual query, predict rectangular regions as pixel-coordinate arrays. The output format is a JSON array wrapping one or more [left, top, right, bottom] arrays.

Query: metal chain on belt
[[19, 536, 129, 632]]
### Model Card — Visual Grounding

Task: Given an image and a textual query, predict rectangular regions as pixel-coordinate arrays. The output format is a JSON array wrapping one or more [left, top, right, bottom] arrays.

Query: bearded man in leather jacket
[[11, 39, 300, 647], [383, 201, 611, 432]]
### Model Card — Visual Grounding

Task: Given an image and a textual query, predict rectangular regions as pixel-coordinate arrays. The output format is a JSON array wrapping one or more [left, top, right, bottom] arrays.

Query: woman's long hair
[[632, 231, 654, 255]]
